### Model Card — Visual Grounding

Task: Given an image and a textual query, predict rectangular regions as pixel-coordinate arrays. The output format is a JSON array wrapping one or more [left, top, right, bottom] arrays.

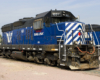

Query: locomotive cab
[[33, 10, 77, 27]]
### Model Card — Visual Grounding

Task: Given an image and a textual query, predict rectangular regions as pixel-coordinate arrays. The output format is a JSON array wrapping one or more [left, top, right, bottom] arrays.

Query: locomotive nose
[[64, 22, 85, 45]]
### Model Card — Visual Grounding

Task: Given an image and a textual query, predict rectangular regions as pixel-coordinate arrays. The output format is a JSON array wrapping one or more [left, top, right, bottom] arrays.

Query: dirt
[[0, 56, 100, 80]]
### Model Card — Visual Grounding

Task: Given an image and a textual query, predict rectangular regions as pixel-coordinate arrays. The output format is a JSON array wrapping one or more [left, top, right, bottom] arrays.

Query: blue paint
[[2, 21, 86, 45]]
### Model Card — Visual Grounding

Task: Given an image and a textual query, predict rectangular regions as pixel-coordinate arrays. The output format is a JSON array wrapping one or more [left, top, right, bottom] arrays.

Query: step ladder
[[59, 44, 67, 66], [58, 31, 67, 66], [55, 22, 67, 66]]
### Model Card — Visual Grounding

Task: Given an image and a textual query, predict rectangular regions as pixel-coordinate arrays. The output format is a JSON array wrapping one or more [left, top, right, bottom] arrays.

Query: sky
[[0, 0, 100, 34]]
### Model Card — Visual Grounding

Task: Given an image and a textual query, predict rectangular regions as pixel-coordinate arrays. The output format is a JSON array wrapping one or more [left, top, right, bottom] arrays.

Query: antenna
[[76, 15, 80, 21], [77, 15, 80, 21]]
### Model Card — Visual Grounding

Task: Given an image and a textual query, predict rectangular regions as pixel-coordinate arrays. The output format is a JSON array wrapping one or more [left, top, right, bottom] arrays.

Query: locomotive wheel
[[4, 52, 8, 58], [38, 59, 44, 63], [8, 50, 12, 59], [27, 56, 34, 61], [44, 58, 51, 65], [34, 57, 39, 63], [44, 58, 57, 66], [50, 60, 56, 66], [0, 51, 2, 56], [57, 59, 60, 66], [6, 50, 11, 58], [26, 52, 31, 61], [34, 57, 44, 63], [2, 50, 6, 57]]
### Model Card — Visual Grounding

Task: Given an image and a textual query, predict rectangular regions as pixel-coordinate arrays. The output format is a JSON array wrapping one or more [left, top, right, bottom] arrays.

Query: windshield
[[52, 17, 76, 23]]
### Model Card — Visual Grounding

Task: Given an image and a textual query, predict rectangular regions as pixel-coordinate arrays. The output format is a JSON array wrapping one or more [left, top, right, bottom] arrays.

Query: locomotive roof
[[2, 23, 12, 28], [22, 18, 34, 27], [85, 24, 100, 27], [2, 17, 34, 28], [1, 10, 76, 32], [35, 11, 49, 19], [35, 10, 76, 19]]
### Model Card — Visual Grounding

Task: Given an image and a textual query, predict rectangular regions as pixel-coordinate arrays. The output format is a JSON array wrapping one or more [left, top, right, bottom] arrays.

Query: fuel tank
[[11, 51, 27, 60]]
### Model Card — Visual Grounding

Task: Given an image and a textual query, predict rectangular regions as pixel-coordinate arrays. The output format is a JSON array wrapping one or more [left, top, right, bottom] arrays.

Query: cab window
[[52, 17, 76, 23], [33, 19, 43, 30]]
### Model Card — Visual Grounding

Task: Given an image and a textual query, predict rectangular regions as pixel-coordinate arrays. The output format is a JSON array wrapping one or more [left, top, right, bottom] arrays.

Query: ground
[[0, 56, 100, 80]]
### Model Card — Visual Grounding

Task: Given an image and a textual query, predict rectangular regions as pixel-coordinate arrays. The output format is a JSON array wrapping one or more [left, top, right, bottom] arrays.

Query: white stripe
[[77, 40, 80, 44], [90, 33, 95, 45], [65, 36, 72, 44], [65, 23, 74, 31], [72, 29, 81, 42], [73, 36, 80, 42], [66, 23, 80, 39], [65, 23, 68, 26], [70, 42, 72, 45], [73, 31, 78, 36], [65, 23, 80, 44], [73, 28, 81, 36], [56, 36, 62, 37], [90, 33, 93, 40]]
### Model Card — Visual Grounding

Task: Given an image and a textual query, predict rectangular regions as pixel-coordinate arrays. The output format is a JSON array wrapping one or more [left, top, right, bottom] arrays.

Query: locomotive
[[0, 10, 99, 70], [85, 24, 100, 56], [85, 24, 100, 45]]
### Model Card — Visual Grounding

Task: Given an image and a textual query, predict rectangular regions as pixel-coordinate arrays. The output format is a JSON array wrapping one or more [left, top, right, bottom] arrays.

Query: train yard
[[0, 10, 100, 80]]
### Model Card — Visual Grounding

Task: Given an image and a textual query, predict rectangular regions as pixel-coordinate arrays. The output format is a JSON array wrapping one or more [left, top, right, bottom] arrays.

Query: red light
[[78, 32, 81, 36]]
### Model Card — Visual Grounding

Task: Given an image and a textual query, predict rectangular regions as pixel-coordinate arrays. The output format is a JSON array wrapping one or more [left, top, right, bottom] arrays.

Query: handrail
[[55, 22, 66, 59], [90, 24, 99, 56]]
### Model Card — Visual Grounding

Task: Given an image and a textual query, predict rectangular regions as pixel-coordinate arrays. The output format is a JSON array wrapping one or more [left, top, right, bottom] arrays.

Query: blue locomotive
[[85, 24, 100, 45], [0, 10, 99, 70]]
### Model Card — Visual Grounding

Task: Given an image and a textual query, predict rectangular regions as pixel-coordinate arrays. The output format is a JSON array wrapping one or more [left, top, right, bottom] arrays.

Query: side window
[[33, 19, 43, 30]]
